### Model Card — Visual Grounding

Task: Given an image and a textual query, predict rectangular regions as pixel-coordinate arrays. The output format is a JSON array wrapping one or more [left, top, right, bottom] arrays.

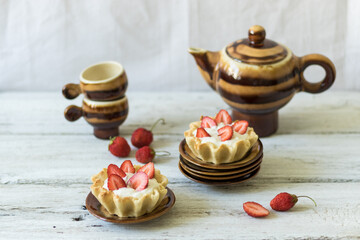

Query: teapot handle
[[64, 105, 83, 121], [299, 54, 336, 93], [62, 83, 81, 99]]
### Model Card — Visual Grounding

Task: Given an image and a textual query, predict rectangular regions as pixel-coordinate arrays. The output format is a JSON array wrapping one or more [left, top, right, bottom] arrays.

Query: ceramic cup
[[62, 61, 128, 101], [64, 96, 129, 139]]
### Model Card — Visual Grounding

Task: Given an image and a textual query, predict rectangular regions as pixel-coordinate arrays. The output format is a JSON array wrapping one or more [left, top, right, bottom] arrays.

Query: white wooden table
[[1, 91, 359, 239]]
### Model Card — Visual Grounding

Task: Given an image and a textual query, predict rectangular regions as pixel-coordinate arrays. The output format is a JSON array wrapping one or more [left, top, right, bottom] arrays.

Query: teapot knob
[[248, 25, 266, 47]]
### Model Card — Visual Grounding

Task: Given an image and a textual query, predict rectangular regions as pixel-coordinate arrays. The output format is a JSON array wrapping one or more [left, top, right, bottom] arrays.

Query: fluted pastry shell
[[90, 165, 168, 218], [184, 121, 258, 164]]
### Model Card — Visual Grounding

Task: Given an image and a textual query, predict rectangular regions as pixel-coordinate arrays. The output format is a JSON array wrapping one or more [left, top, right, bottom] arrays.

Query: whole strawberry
[[131, 118, 165, 148], [108, 136, 131, 157], [135, 146, 155, 163], [270, 192, 317, 211], [135, 146, 170, 163]]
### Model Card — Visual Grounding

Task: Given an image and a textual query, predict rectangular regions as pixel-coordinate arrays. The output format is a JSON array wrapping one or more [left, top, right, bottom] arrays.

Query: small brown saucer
[[179, 139, 263, 170], [85, 187, 175, 224], [178, 162, 260, 186], [180, 154, 263, 175], [180, 156, 262, 178], [179, 160, 261, 181]]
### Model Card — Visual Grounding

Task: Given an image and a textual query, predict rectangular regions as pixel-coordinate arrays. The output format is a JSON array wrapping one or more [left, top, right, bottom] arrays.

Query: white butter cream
[[103, 173, 160, 198], [193, 122, 249, 146]]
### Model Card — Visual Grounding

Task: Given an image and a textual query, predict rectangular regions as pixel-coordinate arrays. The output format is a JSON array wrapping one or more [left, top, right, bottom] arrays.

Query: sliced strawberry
[[215, 109, 232, 125], [108, 174, 126, 191], [138, 162, 155, 179], [128, 172, 149, 191], [243, 202, 270, 218], [107, 164, 126, 178], [217, 125, 233, 141], [201, 116, 217, 128], [120, 160, 135, 174], [196, 128, 210, 138], [233, 120, 249, 134]]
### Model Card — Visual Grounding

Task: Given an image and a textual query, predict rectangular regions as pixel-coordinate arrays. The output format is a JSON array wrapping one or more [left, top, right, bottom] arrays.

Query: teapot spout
[[188, 47, 220, 90]]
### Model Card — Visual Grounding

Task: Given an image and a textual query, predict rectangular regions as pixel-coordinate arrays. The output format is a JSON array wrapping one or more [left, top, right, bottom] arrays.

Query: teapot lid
[[226, 25, 288, 65]]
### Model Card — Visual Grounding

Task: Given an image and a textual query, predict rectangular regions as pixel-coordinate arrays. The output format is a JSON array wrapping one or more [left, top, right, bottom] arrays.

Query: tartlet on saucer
[[184, 110, 258, 165], [91, 162, 168, 218]]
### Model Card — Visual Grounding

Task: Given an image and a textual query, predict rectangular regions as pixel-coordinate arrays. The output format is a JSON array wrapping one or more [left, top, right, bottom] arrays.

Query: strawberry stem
[[150, 118, 165, 132], [155, 151, 171, 157], [297, 195, 317, 207], [108, 136, 116, 149]]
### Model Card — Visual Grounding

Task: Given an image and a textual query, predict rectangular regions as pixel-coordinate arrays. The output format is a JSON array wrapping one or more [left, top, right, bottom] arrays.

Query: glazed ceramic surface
[[179, 158, 262, 180], [178, 137, 263, 185], [62, 61, 128, 101], [189, 25, 336, 137], [179, 139, 263, 170], [64, 96, 128, 139], [178, 161, 261, 186], [179, 155, 263, 176]]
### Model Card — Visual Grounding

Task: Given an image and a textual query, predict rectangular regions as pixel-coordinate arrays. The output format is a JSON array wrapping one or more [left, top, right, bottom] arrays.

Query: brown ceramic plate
[[179, 139, 263, 170], [86, 187, 175, 224], [179, 156, 262, 178], [178, 161, 261, 186], [179, 154, 263, 176], [179, 160, 261, 181]]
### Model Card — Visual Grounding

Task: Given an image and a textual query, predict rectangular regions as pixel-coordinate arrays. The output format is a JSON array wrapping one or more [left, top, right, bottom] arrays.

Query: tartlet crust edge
[[90, 165, 168, 217], [184, 121, 258, 164]]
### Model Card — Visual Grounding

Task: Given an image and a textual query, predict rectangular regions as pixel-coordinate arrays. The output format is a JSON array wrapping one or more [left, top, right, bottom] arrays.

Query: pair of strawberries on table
[[109, 119, 166, 163]]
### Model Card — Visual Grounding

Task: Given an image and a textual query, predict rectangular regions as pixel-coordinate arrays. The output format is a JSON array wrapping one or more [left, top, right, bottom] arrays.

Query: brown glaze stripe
[[91, 121, 126, 129], [88, 115, 127, 125], [229, 49, 287, 61], [83, 101, 128, 114], [81, 72, 128, 91], [226, 39, 287, 64], [227, 39, 278, 49], [226, 47, 287, 64], [194, 55, 213, 81], [233, 45, 285, 58], [85, 83, 127, 100], [222, 92, 295, 113], [221, 53, 296, 80], [84, 109, 128, 120], [218, 76, 299, 96], [218, 84, 296, 104], [198, 67, 214, 88], [219, 67, 300, 86]]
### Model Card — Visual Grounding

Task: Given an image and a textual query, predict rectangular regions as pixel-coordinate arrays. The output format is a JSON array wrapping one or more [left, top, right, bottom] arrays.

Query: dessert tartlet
[[184, 109, 258, 164], [91, 160, 168, 218]]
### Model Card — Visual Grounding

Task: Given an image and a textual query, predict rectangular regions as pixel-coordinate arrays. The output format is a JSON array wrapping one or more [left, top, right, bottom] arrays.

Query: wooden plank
[[0, 133, 359, 184], [0, 183, 359, 239], [0, 91, 359, 136], [1, 91, 359, 239]]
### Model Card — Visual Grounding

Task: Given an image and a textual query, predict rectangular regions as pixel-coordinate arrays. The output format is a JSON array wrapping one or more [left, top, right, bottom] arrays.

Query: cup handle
[[64, 105, 83, 122], [62, 83, 81, 99], [299, 54, 336, 93]]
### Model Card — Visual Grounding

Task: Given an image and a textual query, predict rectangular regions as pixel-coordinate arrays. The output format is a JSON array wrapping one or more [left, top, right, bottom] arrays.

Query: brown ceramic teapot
[[188, 25, 336, 137]]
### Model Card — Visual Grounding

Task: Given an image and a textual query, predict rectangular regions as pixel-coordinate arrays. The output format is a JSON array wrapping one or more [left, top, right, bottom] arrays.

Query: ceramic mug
[[62, 61, 128, 101], [64, 96, 129, 139]]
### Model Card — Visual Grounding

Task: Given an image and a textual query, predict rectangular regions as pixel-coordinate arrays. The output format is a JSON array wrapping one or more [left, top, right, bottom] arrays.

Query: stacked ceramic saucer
[[178, 139, 263, 185]]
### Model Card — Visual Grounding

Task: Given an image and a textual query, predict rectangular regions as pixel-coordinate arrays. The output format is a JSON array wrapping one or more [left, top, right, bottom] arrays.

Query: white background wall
[[0, 0, 359, 92]]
